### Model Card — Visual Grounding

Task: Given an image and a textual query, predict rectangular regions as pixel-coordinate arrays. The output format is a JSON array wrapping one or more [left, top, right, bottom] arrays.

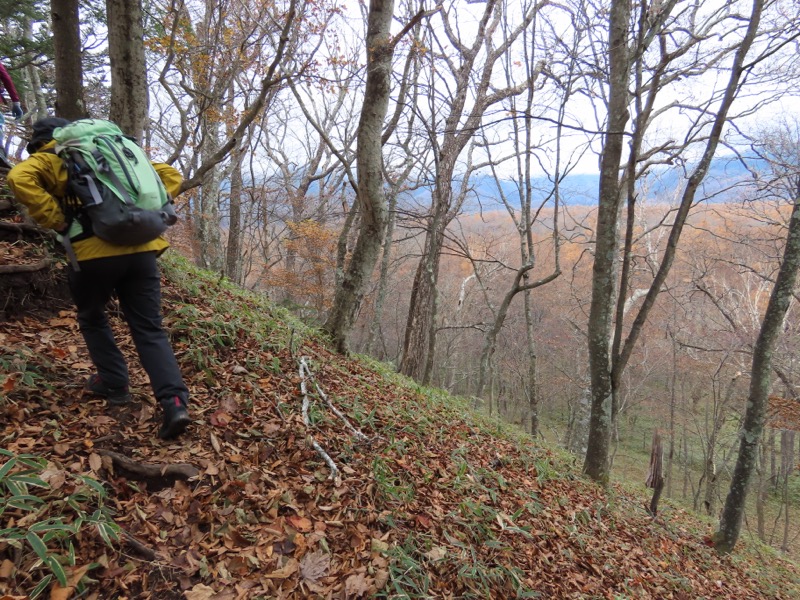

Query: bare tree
[[399, 0, 546, 382], [584, 0, 772, 483], [715, 119, 800, 552]]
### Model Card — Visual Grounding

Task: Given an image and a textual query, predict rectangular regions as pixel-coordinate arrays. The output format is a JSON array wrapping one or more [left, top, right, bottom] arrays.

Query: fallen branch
[[96, 449, 200, 480], [0, 258, 54, 274], [300, 357, 371, 443], [298, 358, 340, 481]]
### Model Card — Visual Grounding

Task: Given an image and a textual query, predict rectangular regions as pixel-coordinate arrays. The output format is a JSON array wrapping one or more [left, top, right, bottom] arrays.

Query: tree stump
[[646, 429, 665, 516]]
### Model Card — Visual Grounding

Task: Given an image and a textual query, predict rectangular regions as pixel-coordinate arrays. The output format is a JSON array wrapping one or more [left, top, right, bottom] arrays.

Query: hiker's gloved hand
[[11, 102, 22, 119]]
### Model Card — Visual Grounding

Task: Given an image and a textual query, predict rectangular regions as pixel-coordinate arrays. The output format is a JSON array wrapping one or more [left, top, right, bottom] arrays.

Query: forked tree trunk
[[586, 0, 763, 485]]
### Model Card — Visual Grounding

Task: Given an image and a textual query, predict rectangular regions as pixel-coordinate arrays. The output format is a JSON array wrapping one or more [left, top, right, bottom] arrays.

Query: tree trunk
[[400, 223, 445, 380], [714, 191, 800, 553], [365, 190, 398, 358], [322, 0, 394, 353], [756, 435, 767, 542], [524, 286, 539, 437], [225, 144, 244, 284], [196, 121, 224, 272], [22, 20, 49, 124], [107, 0, 148, 139], [583, 0, 632, 485], [646, 430, 665, 516], [780, 430, 794, 553], [50, 0, 86, 119], [667, 340, 677, 498]]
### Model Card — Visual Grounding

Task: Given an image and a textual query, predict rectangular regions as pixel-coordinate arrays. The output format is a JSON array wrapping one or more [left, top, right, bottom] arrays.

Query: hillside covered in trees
[[2, 248, 800, 598]]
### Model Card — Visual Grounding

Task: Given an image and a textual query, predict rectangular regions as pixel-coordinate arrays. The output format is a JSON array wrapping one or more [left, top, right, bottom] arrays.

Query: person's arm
[[7, 156, 68, 231], [153, 162, 182, 198], [0, 63, 20, 103]]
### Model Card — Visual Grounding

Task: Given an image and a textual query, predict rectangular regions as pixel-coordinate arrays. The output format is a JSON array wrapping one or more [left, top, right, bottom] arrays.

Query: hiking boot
[[84, 374, 131, 405], [158, 396, 190, 440]]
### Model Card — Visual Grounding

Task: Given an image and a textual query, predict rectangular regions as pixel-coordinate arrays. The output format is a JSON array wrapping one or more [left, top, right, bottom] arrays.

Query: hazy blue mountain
[[421, 157, 758, 212]]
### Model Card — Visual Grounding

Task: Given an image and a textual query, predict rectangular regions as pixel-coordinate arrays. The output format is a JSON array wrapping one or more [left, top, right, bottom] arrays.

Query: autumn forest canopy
[[3, 0, 800, 595]]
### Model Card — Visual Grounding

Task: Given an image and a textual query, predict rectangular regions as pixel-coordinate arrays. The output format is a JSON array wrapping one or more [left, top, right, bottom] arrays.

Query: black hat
[[26, 117, 71, 154]]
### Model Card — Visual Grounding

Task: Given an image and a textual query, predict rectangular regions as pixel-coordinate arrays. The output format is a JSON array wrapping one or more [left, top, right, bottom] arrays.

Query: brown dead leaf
[[50, 564, 90, 600], [415, 514, 433, 529], [40, 467, 66, 490], [220, 396, 239, 413], [50, 586, 73, 600], [48, 318, 74, 327], [299, 550, 329, 584], [210, 432, 221, 454], [88, 453, 102, 472], [1, 375, 15, 393], [0, 559, 14, 578], [210, 409, 232, 427], [264, 558, 299, 579], [183, 583, 215, 600], [53, 443, 70, 456], [345, 572, 371, 598], [425, 546, 447, 561], [374, 569, 389, 590], [286, 515, 312, 532]]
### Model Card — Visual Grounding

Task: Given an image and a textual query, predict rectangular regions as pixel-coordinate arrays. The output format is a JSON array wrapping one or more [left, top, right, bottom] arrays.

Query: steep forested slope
[[2, 249, 800, 599]]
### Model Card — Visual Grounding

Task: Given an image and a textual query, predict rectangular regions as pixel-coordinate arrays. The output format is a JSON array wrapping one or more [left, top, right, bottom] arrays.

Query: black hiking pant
[[68, 251, 189, 405]]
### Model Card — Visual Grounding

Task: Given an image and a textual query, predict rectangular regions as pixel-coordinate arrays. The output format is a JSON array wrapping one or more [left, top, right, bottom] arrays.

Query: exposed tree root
[[97, 449, 200, 491], [0, 258, 54, 274]]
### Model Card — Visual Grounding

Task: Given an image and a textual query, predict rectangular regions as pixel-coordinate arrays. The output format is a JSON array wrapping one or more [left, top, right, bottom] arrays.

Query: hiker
[[0, 61, 23, 169], [7, 117, 191, 440]]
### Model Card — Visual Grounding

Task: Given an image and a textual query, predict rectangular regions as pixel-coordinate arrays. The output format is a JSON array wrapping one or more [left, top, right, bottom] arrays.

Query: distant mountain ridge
[[445, 157, 758, 211]]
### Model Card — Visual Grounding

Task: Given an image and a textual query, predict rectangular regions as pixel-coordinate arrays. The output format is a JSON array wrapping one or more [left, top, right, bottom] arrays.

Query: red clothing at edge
[[0, 63, 20, 103]]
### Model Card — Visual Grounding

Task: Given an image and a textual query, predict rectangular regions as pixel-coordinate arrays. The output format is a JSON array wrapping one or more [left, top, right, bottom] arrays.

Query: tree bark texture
[[646, 430, 665, 516], [400, 223, 445, 379], [50, 0, 86, 120], [225, 145, 245, 284], [323, 0, 394, 353], [583, 0, 632, 485], [107, 0, 148, 139], [715, 193, 800, 553]]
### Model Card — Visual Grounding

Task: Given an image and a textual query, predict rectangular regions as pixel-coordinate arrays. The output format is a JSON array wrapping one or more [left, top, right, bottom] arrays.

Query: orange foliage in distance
[[262, 219, 339, 313]]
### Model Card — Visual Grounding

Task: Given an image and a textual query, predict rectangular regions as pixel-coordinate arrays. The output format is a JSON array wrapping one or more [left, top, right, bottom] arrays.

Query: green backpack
[[53, 119, 177, 246]]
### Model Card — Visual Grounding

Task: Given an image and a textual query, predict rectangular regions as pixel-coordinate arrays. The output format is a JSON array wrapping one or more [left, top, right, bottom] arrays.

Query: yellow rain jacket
[[8, 140, 182, 262]]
